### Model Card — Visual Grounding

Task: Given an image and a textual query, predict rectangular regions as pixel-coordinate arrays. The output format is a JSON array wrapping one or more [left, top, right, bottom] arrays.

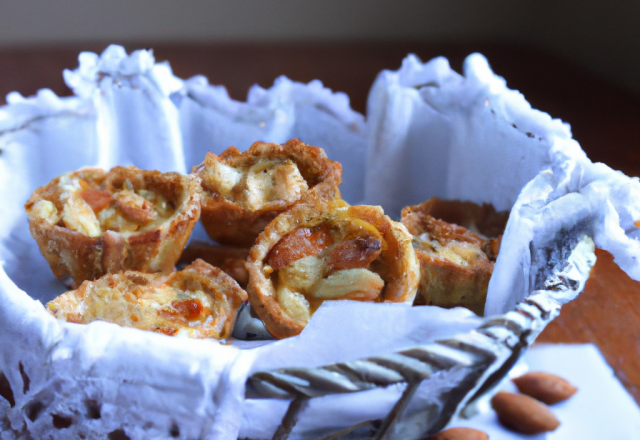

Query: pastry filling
[[413, 232, 486, 266], [202, 158, 309, 211], [33, 174, 178, 238], [265, 213, 387, 323], [411, 215, 488, 266], [47, 274, 227, 338]]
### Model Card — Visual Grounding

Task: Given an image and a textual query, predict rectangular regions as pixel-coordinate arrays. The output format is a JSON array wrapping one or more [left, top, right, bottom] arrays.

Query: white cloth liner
[[0, 45, 638, 438]]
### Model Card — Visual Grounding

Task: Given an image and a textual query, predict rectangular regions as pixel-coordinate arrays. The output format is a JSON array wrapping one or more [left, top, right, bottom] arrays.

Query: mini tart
[[46, 259, 247, 339], [194, 139, 342, 247], [247, 198, 420, 339], [401, 198, 507, 316], [25, 166, 201, 287]]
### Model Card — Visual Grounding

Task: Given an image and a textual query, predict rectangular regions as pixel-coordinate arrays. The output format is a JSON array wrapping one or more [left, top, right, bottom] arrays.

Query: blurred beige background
[[0, 0, 638, 95]]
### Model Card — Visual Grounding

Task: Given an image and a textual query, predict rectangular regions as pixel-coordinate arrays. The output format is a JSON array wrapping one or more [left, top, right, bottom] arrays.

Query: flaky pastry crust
[[194, 139, 342, 247], [247, 197, 420, 339], [25, 166, 201, 287], [178, 241, 250, 288], [47, 259, 247, 339], [401, 198, 507, 316]]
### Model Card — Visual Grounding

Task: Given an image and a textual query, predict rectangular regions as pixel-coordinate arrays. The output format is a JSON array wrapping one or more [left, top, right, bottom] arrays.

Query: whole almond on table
[[513, 372, 578, 404], [491, 391, 560, 434], [424, 427, 488, 439]]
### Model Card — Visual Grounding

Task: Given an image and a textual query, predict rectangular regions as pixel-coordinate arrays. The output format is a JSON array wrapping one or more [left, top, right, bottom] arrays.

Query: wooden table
[[2, 42, 639, 403]]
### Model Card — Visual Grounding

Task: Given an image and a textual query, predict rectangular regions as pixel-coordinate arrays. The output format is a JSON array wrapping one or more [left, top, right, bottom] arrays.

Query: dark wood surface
[[2, 42, 640, 403]]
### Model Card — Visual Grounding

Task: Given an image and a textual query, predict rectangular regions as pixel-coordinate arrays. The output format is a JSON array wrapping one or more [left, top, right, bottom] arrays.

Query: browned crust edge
[[178, 241, 250, 288], [194, 139, 342, 247], [401, 197, 508, 238], [48, 259, 247, 340], [25, 166, 202, 287], [401, 198, 506, 316], [246, 197, 420, 339], [171, 259, 248, 339]]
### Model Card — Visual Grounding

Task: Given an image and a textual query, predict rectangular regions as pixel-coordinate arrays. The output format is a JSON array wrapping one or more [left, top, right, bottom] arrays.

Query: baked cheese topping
[[267, 211, 386, 323], [46, 260, 245, 339], [31, 200, 60, 226], [34, 174, 178, 238], [407, 208, 489, 268], [413, 232, 486, 266], [202, 158, 309, 211]]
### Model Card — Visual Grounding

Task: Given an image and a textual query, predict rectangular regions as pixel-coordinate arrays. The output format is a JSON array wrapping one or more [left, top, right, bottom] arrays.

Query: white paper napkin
[[449, 344, 640, 439]]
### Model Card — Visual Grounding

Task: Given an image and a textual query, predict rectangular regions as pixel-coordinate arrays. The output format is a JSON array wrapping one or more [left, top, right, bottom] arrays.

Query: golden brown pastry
[[178, 241, 250, 288], [25, 166, 201, 287], [401, 198, 508, 316], [194, 139, 342, 247], [246, 197, 420, 339], [47, 259, 247, 339]]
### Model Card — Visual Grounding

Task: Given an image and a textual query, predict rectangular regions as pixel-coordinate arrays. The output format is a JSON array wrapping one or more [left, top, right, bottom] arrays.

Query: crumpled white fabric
[[0, 46, 630, 439], [365, 53, 640, 316], [63, 45, 186, 174]]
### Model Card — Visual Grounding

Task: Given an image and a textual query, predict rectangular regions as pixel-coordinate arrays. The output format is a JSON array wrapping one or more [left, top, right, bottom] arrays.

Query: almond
[[491, 391, 560, 434], [513, 372, 577, 404], [424, 427, 488, 440]]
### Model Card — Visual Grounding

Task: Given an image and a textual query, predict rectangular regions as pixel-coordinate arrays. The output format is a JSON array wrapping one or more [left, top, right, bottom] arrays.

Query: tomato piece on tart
[[46, 259, 246, 340], [246, 198, 420, 339], [267, 225, 334, 271], [401, 198, 508, 316], [25, 166, 201, 287], [194, 139, 342, 247]]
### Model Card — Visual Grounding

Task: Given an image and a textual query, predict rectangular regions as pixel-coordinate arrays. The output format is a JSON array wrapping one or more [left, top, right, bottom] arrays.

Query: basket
[[0, 46, 637, 439]]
